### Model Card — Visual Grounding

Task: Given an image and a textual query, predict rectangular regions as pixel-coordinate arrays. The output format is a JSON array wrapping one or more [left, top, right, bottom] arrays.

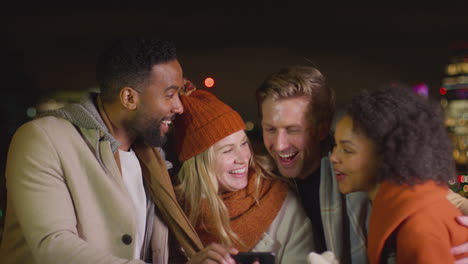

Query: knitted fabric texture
[[174, 89, 246, 161], [196, 170, 288, 251]]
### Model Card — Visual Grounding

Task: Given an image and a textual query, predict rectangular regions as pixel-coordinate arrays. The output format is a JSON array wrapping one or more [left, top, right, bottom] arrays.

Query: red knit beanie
[[174, 89, 246, 161]]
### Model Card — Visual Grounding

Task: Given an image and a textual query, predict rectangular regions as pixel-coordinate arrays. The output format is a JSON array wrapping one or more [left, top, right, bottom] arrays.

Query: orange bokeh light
[[204, 77, 215, 88]]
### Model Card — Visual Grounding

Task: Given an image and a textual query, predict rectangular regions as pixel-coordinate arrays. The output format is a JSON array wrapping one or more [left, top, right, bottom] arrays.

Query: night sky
[[2, 5, 467, 122]]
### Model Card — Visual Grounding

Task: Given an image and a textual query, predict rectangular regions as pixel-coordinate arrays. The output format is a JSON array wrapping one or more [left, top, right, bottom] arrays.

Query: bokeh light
[[245, 121, 254, 131], [26, 107, 37, 118], [440, 87, 447, 95], [204, 77, 215, 88]]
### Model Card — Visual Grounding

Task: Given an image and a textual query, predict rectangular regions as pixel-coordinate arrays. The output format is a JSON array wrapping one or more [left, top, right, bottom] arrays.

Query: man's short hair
[[96, 37, 177, 103], [256, 65, 335, 131]]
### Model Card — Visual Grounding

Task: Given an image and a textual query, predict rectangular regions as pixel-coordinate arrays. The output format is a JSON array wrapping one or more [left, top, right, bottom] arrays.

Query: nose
[[234, 147, 251, 164], [172, 94, 184, 114], [330, 146, 339, 164], [274, 130, 290, 152]]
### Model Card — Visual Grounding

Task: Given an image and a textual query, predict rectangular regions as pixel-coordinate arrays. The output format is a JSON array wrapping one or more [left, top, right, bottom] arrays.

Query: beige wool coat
[[0, 112, 202, 263]]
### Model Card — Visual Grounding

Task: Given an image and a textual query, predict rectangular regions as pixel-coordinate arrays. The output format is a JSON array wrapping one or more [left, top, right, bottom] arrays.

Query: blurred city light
[[412, 82, 429, 97], [440, 87, 447, 95], [245, 121, 254, 131], [26, 107, 37, 118], [204, 77, 215, 88]]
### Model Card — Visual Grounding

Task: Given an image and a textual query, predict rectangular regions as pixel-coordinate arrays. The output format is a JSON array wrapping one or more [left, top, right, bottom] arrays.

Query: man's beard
[[125, 109, 167, 148], [138, 118, 167, 147]]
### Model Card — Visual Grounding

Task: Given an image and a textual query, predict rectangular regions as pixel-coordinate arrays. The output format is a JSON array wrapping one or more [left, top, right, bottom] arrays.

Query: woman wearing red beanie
[[173, 88, 315, 263]]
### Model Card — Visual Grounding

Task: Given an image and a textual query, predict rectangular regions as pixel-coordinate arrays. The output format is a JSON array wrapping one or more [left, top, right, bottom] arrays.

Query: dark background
[[1, 3, 468, 223], [2, 5, 468, 121]]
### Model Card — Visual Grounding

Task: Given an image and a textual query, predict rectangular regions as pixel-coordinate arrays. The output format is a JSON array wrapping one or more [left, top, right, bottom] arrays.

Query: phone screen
[[232, 252, 275, 264]]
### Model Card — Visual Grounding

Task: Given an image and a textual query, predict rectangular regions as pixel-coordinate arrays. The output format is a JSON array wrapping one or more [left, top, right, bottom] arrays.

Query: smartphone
[[232, 252, 275, 264]]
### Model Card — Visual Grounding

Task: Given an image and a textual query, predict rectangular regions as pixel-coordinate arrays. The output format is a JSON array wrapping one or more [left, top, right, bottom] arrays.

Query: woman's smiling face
[[330, 115, 380, 196], [213, 130, 251, 193]]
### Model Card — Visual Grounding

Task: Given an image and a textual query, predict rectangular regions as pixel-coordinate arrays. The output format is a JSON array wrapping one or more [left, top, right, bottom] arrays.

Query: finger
[[456, 215, 468, 227], [205, 249, 229, 263], [207, 243, 229, 252], [228, 247, 239, 255], [191, 245, 230, 264], [206, 243, 236, 263], [452, 242, 468, 255]]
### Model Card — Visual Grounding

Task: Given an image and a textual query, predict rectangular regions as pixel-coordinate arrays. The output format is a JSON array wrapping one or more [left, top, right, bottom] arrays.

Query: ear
[[120, 87, 139, 110]]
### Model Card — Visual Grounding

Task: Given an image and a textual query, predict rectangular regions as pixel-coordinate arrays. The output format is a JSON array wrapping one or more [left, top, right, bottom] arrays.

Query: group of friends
[[1, 37, 468, 264]]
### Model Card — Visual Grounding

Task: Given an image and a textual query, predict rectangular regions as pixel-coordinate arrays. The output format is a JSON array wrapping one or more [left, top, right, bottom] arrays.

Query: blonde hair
[[254, 154, 294, 186], [176, 141, 270, 247], [177, 145, 242, 247]]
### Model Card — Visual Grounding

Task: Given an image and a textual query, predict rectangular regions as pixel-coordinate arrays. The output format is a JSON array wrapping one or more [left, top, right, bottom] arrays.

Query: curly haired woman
[[330, 85, 468, 264]]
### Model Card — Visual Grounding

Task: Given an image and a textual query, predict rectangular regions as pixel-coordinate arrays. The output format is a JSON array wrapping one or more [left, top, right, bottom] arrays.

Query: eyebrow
[[164, 85, 181, 92], [215, 136, 248, 150], [338, 139, 356, 147], [217, 144, 233, 150], [261, 122, 301, 129]]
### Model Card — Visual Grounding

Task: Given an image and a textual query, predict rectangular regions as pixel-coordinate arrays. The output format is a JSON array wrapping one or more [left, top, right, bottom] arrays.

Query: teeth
[[230, 167, 247, 174], [162, 120, 172, 125], [279, 152, 295, 158]]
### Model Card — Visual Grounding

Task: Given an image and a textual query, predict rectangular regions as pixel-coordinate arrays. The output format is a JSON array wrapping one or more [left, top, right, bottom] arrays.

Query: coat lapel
[[133, 141, 203, 257]]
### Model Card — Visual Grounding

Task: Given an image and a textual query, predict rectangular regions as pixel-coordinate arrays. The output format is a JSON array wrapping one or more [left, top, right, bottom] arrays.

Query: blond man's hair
[[256, 65, 335, 136]]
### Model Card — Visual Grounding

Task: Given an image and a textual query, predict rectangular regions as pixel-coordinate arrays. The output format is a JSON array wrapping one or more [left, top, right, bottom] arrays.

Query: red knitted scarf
[[196, 171, 288, 251]]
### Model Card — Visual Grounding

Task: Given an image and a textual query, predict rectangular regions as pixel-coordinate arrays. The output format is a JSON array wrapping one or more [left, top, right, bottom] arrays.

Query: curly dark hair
[[346, 85, 455, 185], [96, 37, 177, 103]]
